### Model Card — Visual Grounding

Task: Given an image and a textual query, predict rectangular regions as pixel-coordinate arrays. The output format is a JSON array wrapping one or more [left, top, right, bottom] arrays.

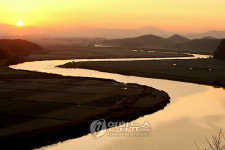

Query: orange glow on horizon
[[0, 0, 224, 33]]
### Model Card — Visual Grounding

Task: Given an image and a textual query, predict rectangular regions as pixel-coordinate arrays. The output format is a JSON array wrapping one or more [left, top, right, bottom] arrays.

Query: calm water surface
[[10, 55, 225, 150]]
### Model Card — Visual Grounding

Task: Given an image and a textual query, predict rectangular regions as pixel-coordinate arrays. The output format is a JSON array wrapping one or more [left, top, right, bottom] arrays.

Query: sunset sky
[[0, 0, 224, 32]]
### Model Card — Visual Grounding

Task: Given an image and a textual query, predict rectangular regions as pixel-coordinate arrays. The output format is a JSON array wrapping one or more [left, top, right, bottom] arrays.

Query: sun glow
[[0, 0, 224, 32], [17, 21, 24, 27]]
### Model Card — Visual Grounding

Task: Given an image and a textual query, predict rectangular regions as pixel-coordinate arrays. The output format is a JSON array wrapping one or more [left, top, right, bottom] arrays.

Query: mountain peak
[[137, 34, 166, 40], [169, 34, 187, 39], [168, 34, 190, 43], [202, 36, 217, 39], [139, 34, 163, 38]]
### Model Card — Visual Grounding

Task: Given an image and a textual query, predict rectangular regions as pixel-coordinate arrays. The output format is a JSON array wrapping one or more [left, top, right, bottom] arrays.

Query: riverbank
[[59, 58, 225, 88], [0, 66, 170, 150]]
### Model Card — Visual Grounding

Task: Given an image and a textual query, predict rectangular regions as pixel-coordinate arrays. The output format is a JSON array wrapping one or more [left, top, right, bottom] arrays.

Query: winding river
[[10, 54, 225, 150]]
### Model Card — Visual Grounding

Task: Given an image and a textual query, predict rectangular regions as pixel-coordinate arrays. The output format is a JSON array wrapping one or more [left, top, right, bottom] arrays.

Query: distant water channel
[[10, 54, 225, 150]]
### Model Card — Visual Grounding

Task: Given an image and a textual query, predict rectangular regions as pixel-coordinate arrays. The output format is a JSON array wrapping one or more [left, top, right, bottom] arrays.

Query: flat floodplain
[[0, 65, 169, 149], [69, 58, 225, 87]]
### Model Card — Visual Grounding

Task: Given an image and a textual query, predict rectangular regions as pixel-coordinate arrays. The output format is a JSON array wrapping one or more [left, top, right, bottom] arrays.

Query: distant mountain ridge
[[0, 23, 224, 39], [101, 34, 222, 54], [202, 36, 217, 39], [103, 34, 190, 48], [184, 30, 225, 39], [0, 23, 173, 38]]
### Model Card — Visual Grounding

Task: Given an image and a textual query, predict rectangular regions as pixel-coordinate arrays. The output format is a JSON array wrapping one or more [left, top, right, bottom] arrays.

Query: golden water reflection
[[37, 87, 225, 150]]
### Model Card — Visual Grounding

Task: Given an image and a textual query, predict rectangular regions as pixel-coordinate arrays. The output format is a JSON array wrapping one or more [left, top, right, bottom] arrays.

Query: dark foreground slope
[[214, 39, 225, 61], [0, 66, 170, 150]]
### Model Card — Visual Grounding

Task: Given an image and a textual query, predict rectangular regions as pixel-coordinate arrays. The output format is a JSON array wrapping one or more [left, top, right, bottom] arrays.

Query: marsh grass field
[[62, 57, 225, 87], [0, 65, 170, 149]]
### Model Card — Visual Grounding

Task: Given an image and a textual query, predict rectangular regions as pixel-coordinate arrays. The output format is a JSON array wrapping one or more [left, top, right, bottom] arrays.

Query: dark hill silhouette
[[124, 34, 168, 47], [103, 34, 171, 48], [167, 34, 190, 44], [0, 39, 42, 56], [102, 34, 222, 54], [173, 39, 222, 52], [0, 39, 42, 65], [214, 39, 225, 61]]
